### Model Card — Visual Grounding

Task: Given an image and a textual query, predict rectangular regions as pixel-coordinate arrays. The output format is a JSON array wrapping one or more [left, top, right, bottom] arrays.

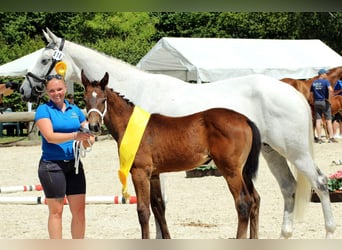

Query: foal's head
[[81, 70, 109, 135]]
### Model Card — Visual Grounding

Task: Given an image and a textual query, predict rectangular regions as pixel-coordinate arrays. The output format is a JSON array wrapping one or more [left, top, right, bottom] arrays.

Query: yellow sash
[[118, 106, 150, 200]]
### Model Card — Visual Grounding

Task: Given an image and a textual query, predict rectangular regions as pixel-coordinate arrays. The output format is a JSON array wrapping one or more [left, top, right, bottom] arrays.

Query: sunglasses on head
[[45, 74, 63, 82]]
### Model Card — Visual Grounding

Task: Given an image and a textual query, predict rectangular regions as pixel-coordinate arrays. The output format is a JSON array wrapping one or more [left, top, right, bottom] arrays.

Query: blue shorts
[[38, 158, 86, 198]]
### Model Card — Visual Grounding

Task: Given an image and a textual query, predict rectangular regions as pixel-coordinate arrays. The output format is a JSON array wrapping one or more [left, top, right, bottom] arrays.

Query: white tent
[[0, 48, 44, 77], [137, 37, 342, 83]]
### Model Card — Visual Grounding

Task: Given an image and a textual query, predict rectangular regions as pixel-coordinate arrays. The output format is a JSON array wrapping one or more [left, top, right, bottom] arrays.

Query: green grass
[[0, 136, 27, 144]]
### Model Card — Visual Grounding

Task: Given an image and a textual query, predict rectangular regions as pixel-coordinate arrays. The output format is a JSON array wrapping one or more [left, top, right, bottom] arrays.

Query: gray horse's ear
[[43, 29, 52, 43], [46, 28, 59, 43]]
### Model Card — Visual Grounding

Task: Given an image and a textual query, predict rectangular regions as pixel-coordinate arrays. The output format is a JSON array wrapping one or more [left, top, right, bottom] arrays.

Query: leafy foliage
[[1, 12, 342, 111]]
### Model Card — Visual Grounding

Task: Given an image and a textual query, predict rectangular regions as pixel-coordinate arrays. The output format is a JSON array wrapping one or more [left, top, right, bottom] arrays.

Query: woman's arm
[[36, 118, 92, 144]]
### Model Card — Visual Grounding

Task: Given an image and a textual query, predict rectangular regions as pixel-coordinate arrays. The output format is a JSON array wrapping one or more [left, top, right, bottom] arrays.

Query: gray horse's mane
[[89, 79, 134, 107], [70, 40, 138, 71]]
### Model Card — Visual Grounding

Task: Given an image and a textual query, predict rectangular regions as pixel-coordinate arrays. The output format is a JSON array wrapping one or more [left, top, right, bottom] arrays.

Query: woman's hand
[[81, 134, 95, 149], [78, 123, 95, 149]]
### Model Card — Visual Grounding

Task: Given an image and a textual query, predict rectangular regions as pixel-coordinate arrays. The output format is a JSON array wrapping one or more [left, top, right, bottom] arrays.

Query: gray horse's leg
[[261, 144, 296, 239], [309, 166, 336, 239], [262, 143, 336, 239], [287, 149, 335, 239]]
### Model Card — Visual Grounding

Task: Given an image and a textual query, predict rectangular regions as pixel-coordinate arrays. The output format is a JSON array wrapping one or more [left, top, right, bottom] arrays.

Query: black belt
[[50, 159, 75, 164]]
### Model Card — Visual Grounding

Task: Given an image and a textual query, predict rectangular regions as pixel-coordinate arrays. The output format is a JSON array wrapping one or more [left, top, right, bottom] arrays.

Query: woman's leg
[[316, 119, 322, 139], [45, 198, 65, 239], [67, 194, 86, 239], [38, 160, 66, 239]]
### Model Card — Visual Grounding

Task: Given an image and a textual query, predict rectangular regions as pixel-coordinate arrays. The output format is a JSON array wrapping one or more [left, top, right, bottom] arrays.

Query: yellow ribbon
[[118, 106, 150, 201], [54, 61, 67, 77]]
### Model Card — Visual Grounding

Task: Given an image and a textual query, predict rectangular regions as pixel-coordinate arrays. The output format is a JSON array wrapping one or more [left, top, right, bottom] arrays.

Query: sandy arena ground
[[0, 135, 342, 239]]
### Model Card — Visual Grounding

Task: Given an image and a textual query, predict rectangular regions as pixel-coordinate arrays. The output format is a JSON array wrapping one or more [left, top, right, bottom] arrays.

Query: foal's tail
[[243, 120, 262, 190]]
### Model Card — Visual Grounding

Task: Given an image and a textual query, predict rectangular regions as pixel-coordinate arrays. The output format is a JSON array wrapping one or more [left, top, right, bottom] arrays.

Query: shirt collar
[[47, 99, 73, 111]]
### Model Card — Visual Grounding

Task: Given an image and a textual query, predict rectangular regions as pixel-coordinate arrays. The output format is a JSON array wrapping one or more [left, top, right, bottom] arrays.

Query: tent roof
[[137, 37, 342, 82], [0, 48, 44, 77]]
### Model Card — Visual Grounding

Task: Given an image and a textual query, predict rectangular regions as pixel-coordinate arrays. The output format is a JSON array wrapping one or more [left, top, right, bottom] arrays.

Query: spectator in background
[[66, 93, 74, 104], [310, 69, 338, 143]]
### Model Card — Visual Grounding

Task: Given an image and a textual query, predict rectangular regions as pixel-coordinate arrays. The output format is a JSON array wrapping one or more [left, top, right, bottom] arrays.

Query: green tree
[[152, 12, 342, 55], [67, 12, 158, 64], [1, 12, 342, 112]]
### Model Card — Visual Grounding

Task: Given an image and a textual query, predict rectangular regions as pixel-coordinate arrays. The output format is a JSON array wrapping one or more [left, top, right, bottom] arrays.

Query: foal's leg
[[261, 144, 296, 239], [150, 174, 171, 239], [249, 185, 260, 239], [153, 174, 167, 239], [131, 168, 152, 239], [221, 173, 251, 239]]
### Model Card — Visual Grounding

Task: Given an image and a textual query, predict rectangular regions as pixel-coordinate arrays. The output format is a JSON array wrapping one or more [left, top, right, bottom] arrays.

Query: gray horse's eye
[[41, 58, 50, 65]]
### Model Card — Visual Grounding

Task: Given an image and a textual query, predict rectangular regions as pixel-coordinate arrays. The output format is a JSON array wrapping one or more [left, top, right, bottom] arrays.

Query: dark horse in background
[[81, 70, 262, 239], [281, 66, 342, 139], [0, 82, 21, 112]]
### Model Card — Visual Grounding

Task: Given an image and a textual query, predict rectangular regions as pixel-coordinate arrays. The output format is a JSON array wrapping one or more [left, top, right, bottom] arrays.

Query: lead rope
[[73, 138, 92, 174]]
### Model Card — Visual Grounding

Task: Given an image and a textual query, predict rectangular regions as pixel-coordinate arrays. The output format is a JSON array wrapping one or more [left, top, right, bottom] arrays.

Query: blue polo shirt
[[35, 100, 86, 160], [334, 80, 342, 95], [311, 78, 331, 101]]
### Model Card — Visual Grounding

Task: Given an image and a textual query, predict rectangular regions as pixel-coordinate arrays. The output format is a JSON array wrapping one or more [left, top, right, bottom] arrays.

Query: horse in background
[[0, 82, 21, 112], [281, 66, 342, 139], [327, 66, 342, 89], [280, 78, 312, 102], [82, 70, 262, 239], [331, 95, 342, 115], [281, 66, 342, 103]]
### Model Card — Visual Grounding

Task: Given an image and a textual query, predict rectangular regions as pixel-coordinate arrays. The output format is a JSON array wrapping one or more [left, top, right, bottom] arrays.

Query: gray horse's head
[[19, 28, 65, 103]]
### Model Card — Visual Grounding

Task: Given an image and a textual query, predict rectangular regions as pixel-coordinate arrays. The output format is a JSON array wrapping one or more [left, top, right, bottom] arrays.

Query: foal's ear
[[81, 69, 90, 87], [99, 72, 109, 90]]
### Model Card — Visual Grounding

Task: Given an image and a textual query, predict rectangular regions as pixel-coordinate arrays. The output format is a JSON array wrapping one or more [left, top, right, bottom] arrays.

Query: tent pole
[[196, 68, 202, 84]]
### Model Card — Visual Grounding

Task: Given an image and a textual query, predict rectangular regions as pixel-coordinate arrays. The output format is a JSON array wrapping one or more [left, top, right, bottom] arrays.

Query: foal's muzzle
[[88, 123, 102, 136]]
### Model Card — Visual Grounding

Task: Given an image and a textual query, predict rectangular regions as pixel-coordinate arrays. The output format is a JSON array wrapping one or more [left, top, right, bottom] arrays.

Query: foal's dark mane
[[109, 88, 134, 107]]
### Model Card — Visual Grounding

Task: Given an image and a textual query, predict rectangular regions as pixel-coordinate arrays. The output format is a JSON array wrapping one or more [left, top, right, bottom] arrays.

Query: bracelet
[[73, 132, 77, 140]]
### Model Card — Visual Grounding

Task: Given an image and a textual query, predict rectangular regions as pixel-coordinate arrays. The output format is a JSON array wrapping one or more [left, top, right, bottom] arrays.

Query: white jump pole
[[0, 184, 43, 193], [0, 195, 137, 205]]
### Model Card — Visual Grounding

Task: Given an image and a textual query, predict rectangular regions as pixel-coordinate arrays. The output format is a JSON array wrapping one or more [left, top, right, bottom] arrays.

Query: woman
[[35, 74, 95, 239]]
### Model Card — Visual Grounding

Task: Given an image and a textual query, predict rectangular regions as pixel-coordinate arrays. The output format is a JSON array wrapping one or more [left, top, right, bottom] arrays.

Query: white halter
[[87, 100, 108, 125]]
